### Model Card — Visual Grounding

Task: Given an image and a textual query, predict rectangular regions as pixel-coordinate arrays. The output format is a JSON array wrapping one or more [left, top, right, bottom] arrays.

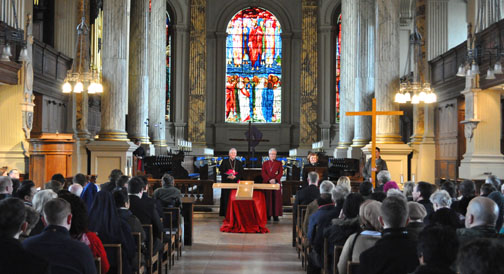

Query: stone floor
[[171, 214, 305, 274]]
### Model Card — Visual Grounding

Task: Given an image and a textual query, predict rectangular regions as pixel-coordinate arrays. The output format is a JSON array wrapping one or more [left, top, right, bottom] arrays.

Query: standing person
[[219, 148, 244, 216], [261, 148, 283, 221], [302, 152, 328, 183], [363, 147, 388, 183], [133, 139, 146, 173]]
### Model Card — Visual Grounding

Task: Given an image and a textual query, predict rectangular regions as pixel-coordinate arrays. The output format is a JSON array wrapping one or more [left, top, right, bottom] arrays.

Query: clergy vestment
[[261, 159, 283, 217], [219, 158, 244, 216]]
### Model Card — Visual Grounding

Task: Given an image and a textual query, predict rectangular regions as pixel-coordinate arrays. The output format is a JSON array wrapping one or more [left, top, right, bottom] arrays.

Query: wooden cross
[[346, 98, 403, 187], [213, 181, 280, 200]]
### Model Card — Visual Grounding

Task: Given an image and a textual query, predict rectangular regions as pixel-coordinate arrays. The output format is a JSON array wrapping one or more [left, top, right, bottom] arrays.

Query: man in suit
[[128, 176, 163, 252], [0, 198, 48, 274], [456, 196, 499, 243], [219, 148, 244, 216], [23, 198, 96, 274], [359, 195, 419, 274], [413, 181, 435, 218], [292, 171, 320, 244]]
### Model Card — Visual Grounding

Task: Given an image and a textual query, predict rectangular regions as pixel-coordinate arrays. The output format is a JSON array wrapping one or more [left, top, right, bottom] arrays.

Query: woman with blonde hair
[[337, 176, 352, 193]]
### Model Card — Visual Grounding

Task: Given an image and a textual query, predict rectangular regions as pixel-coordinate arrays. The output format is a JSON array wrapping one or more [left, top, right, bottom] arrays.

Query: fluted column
[[318, 25, 335, 149], [128, 0, 149, 143], [427, 0, 448, 60], [375, 0, 402, 144], [148, 0, 167, 152], [337, 0, 357, 155], [98, 0, 130, 141], [351, 0, 375, 149], [300, 0, 319, 147], [187, 0, 206, 146]]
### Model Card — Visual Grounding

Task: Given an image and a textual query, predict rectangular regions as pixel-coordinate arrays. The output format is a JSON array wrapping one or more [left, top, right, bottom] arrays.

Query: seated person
[[30, 190, 58, 236], [302, 152, 328, 183], [293, 172, 320, 238], [452, 180, 476, 217], [338, 200, 382, 274], [153, 173, 182, 208], [58, 193, 110, 274], [0, 198, 48, 274], [413, 181, 435, 218], [100, 169, 124, 192], [457, 238, 504, 274], [427, 190, 463, 229], [375, 170, 391, 193], [456, 196, 499, 242], [23, 198, 96, 274], [406, 202, 427, 241], [359, 181, 373, 200], [302, 180, 335, 235], [68, 183, 83, 197], [15, 180, 36, 206], [19, 205, 40, 242], [359, 195, 419, 274], [413, 225, 458, 274], [0, 176, 13, 200]]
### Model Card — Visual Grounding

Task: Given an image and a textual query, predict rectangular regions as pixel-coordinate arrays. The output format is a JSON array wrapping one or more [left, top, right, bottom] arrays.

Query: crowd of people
[[0, 169, 182, 274], [295, 171, 504, 274]]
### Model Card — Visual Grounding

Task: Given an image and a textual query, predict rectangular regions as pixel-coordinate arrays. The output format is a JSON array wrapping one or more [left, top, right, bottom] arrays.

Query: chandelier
[[455, 23, 502, 80], [62, 1, 102, 94], [394, 26, 437, 105], [0, 0, 29, 62]]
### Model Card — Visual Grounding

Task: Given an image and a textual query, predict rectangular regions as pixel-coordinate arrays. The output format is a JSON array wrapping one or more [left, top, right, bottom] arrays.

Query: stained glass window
[[225, 7, 282, 123], [335, 13, 342, 123], [166, 13, 172, 121]]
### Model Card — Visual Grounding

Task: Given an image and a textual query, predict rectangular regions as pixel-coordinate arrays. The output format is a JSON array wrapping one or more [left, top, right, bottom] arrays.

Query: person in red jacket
[[261, 148, 283, 221]]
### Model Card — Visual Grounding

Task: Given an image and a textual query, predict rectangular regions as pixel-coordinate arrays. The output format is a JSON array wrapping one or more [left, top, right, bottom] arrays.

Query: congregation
[[294, 171, 504, 274], [0, 169, 181, 274]]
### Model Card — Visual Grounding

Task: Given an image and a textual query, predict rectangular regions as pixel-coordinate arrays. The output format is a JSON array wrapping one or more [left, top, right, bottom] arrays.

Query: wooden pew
[[132, 232, 145, 274], [295, 204, 308, 256], [142, 224, 159, 274], [158, 217, 170, 273], [163, 207, 183, 259], [333, 245, 344, 274], [182, 197, 195, 246], [103, 244, 122, 274], [347, 262, 360, 274], [160, 214, 177, 270], [282, 180, 304, 206], [94, 257, 102, 274]]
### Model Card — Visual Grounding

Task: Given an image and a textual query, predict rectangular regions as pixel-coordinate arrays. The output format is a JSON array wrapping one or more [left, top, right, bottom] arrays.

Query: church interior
[[1, 0, 504, 273]]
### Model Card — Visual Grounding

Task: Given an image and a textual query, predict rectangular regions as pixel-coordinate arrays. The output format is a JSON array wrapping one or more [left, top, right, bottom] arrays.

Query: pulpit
[[29, 133, 75, 188]]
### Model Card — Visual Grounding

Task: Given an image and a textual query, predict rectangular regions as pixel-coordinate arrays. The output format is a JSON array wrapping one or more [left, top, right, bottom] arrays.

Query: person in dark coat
[[100, 169, 123, 193], [456, 196, 498, 243], [133, 139, 146, 172], [457, 238, 504, 274], [128, 176, 163, 252], [427, 190, 463, 229], [413, 181, 435, 221], [302, 152, 328, 183], [412, 225, 458, 274], [80, 179, 98, 210], [219, 148, 244, 216], [487, 191, 504, 232], [153, 173, 182, 208], [359, 195, 419, 274], [88, 191, 136, 274], [451, 180, 476, 217], [0, 198, 49, 274], [292, 171, 320, 244], [23, 198, 96, 274], [0, 176, 13, 200], [407, 201, 427, 241]]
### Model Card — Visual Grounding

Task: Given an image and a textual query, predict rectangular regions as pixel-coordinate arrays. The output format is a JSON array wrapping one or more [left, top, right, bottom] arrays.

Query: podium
[[29, 133, 75, 188]]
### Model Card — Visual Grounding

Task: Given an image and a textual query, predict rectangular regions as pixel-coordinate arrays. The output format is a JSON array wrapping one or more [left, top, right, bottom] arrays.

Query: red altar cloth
[[220, 189, 270, 233]]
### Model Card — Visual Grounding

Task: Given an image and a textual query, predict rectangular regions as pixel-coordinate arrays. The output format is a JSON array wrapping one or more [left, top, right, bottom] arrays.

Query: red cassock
[[261, 160, 283, 217]]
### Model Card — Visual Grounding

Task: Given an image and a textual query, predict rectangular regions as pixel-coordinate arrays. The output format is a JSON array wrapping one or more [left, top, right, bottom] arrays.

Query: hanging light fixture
[[394, 25, 437, 105], [61, 0, 103, 94]]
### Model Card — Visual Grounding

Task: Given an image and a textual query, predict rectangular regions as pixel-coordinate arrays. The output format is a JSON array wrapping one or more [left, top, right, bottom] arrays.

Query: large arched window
[[225, 7, 282, 123], [335, 13, 341, 123], [166, 11, 173, 121]]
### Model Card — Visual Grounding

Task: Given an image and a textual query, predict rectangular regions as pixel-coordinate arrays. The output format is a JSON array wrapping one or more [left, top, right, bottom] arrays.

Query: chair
[[160, 213, 176, 271], [103, 244, 122, 274], [163, 207, 182, 259], [94, 257, 102, 274], [347, 261, 360, 274], [142, 224, 159, 274], [132, 232, 146, 274], [333, 245, 344, 274], [296, 204, 308, 257], [323, 237, 329, 274]]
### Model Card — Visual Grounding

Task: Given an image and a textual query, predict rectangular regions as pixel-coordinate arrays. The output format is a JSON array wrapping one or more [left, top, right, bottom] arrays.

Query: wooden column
[[299, 0, 318, 147], [187, 0, 207, 146]]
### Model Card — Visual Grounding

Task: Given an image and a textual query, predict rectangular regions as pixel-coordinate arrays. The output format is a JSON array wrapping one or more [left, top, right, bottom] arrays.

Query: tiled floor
[[171, 215, 305, 274]]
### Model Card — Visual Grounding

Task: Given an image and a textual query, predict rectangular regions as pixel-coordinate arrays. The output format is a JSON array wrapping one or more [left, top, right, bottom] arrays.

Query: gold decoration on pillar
[[300, 0, 318, 146], [91, 9, 103, 74], [188, 0, 207, 145]]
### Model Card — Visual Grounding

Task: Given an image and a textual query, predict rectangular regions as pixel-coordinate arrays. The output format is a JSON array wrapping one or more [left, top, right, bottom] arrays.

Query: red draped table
[[220, 189, 269, 233]]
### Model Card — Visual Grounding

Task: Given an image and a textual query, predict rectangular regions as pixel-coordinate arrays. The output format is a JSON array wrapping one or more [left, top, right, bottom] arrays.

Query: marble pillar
[[318, 25, 334, 150], [427, 0, 448, 60], [351, 0, 375, 152], [98, 0, 129, 141], [148, 0, 167, 153], [88, 0, 136, 181], [172, 24, 190, 147], [187, 0, 207, 146], [375, 0, 402, 144], [459, 83, 504, 179], [300, 0, 318, 147], [128, 0, 150, 144], [337, 0, 357, 157]]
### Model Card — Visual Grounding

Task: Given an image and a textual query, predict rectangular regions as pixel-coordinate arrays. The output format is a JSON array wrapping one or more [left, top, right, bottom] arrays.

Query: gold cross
[[213, 181, 280, 200], [346, 98, 403, 187]]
